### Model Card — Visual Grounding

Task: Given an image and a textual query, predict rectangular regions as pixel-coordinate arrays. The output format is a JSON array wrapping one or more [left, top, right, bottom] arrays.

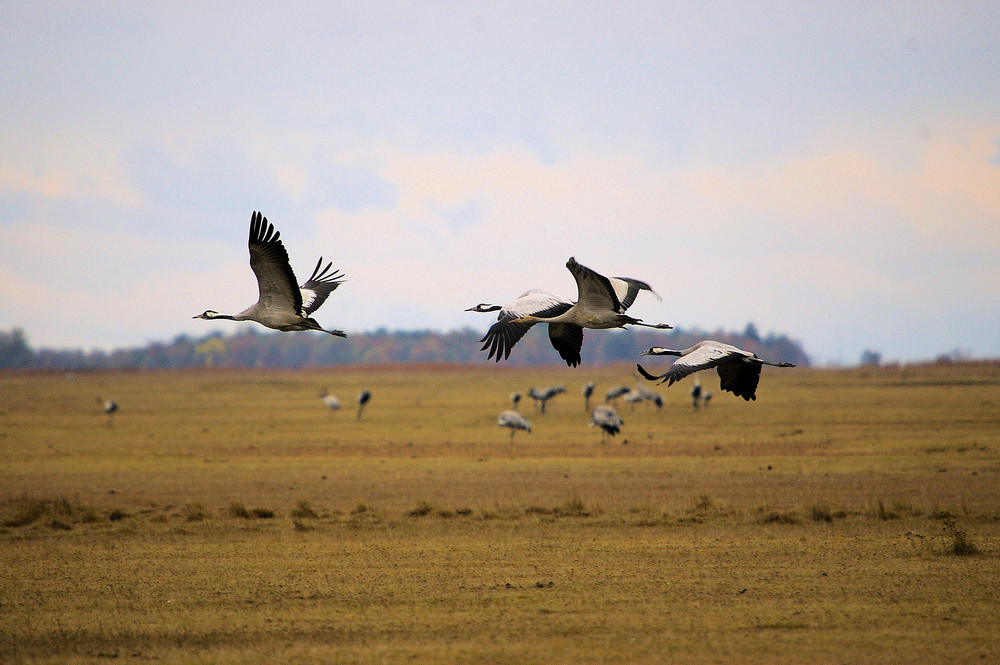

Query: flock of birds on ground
[[496, 374, 715, 443], [179, 211, 796, 440]]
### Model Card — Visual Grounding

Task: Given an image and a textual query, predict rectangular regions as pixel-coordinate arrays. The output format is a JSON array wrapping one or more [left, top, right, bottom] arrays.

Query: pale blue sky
[[2, 2, 998, 364]]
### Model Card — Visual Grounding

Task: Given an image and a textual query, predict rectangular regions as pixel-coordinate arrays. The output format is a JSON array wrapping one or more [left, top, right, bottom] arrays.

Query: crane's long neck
[[196, 311, 238, 321]]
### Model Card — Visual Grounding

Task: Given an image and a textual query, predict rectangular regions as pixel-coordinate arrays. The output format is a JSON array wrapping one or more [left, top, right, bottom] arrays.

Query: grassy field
[[1, 361, 999, 664]]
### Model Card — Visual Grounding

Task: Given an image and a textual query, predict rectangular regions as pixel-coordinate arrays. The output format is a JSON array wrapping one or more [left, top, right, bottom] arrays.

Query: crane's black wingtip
[[636, 364, 661, 382]]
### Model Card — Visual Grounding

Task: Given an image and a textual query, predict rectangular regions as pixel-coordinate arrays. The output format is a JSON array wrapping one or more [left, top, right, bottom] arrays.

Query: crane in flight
[[508, 257, 671, 337], [637, 340, 795, 401], [194, 211, 345, 336], [466, 289, 581, 366]]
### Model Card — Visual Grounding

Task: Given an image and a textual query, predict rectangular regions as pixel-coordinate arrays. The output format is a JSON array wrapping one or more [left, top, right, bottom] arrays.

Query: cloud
[[3, 116, 998, 361], [917, 125, 1000, 220], [297, 121, 997, 361], [0, 158, 144, 210]]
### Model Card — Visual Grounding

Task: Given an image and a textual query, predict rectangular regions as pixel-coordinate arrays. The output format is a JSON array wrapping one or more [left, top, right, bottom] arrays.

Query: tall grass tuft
[[809, 504, 834, 523], [228, 502, 252, 519], [3, 494, 48, 527], [351, 502, 372, 515], [875, 500, 901, 521], [554, 498, 590, 517], [755, 508, 800, 525], [183, 503, 210, 522], [406, 500, 435, 517], [808, 503, 849, 523], [691, 493, 715, 513], [940, 515, 979, 556], [2, 493, 100, 528], [291, 500, 319, 519]]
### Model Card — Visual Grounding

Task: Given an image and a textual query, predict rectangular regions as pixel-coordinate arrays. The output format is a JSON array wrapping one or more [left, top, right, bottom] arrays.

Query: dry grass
[[1, 362, 999, 663]]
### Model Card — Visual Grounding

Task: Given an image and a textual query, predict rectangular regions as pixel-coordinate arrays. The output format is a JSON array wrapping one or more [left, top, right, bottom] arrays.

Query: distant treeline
[[0, 324, 809, 370]]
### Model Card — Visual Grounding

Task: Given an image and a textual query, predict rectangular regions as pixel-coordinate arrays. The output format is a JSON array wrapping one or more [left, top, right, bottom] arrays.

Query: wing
[[547, 323, 583, 367], [248, 211, 302, 315], [566, 257, 623, 313], [716, 360, 761, 401], [299, 258, 345, 316], [479, 290, 573, 362], [608, 276, 661, 311]]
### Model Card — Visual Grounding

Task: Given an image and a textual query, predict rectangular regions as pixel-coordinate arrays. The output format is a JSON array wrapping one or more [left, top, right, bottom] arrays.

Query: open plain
[[2, 361, 999, 664]]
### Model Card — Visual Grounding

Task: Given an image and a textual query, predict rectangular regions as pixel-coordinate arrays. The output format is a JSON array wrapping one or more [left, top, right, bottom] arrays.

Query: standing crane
[[466, 290, 581, 366], [194, 211, 346, 336], [590, 405, 623, 443], [319, 389, 341, 412], [637, 340, 796, 401], [604, 385, 631, 404], [622, 390, 644, 410], [528, 386, 565, 413], [690, 377, 703, 410], [497, 410, 532, 440], [633, 382, 663, 409], [97, 397, 118, 426], [356, 390, 371, 420], [582, 381, 596, 412]]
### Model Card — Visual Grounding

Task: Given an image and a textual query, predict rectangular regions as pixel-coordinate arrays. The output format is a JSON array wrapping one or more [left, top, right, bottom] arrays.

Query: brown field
[[1, 361, 999, 664]]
